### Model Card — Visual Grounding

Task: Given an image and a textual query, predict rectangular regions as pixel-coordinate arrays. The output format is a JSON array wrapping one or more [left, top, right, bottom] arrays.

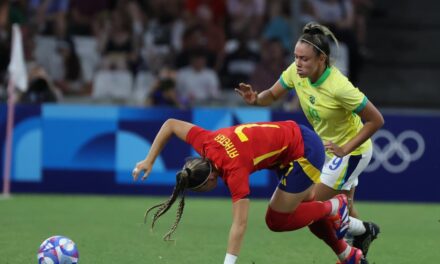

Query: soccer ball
[[37, 235, 79, 264]]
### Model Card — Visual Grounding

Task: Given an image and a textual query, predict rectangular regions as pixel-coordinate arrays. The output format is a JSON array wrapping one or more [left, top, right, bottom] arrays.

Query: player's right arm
[[235, 62, 297, 106], [132, 118, 195, 181], [225, 198, 250, 264], [235, 81, 288, 106]]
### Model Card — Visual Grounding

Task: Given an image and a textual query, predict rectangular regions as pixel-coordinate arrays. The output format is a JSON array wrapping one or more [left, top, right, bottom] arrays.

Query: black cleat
[[360, 255, 369, 264], [353, 222, 380, 257]]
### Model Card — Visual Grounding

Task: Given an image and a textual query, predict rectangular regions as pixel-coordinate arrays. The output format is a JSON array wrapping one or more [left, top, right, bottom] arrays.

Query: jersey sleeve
[[186, 126, 209, 156], [279, 62, 297, 91], [224, 169, 250, 202], [335, 81, 369, 113]]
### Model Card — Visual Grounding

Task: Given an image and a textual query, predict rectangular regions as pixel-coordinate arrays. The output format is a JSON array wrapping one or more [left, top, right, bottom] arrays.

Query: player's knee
[[265, 207, 287, 232]]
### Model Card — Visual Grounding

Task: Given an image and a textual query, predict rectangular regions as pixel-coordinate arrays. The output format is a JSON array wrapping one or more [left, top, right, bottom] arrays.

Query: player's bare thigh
[[269, 184, 315, 213]]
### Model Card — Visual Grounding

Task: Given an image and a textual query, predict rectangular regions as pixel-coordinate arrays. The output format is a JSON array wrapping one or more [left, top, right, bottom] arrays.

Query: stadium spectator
[[29, 0, 69, 38], [147, 68, 183, 108], [124, 0, 145, 42], [249, 38, 299, 111], [193, 4, 226, 70], [220, 36, 259, 89], [262, 0, 292, 51], [175, 50, 220, 106], [68, 0, 110, 36], [20, 65, 61, 103], [0, 0, 9, 97], [174, 25, 217, 70], [249, 38, 287, 93], [184, 0, 226, 27], [132, 118, 366, 264], [226, 0, 265, 39], [52, 38, 83, 95], [9, 0, 27, 25], [142, 0, 185, 73], [97, 8, 137, 72], [235, 22, 383, 260]]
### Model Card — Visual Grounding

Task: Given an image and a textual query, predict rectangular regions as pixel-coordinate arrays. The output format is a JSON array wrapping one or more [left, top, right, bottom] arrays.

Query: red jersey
[[186, 121, 305, 202]]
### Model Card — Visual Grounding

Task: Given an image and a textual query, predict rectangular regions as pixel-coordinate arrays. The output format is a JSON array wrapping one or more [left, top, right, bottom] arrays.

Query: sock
[[348, 217, 366, 236], [337, 245, 353, 261], [329, 196, 340, 216], [224, 253, 237, 264], [265, 201, 332, 232], [309, 217, 349, 255]]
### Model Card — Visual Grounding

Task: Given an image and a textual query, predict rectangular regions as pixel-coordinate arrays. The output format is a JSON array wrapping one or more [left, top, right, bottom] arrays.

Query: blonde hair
[[299, 22, 339, 66]]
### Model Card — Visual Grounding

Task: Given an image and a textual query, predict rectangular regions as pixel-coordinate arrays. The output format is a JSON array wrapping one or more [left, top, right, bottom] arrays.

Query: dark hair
[[21, 78, 57, 104], [144, 157, 212, 241], [158, 78, 175, 92], [299, 22, 338, 67], [189, 49, 208, 61]]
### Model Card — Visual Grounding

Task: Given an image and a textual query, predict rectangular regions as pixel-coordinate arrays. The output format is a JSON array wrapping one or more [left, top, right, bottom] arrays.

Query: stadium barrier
[[1, 104, 439, 202]]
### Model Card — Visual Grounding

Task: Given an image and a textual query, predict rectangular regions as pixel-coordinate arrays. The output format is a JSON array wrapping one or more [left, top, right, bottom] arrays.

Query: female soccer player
[[132, 118, 366, 264], [235, 22, 384, 258]]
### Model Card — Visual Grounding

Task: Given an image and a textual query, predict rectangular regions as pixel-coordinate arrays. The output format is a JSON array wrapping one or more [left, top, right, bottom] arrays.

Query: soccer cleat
[[353, 221, 380, 257], [330, 194, 350, 240], [336, 247, 368, 264]]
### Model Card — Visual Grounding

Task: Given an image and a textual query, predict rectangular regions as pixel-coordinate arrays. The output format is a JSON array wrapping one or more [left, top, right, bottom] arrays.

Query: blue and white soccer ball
[[37, 235, 79, 264]]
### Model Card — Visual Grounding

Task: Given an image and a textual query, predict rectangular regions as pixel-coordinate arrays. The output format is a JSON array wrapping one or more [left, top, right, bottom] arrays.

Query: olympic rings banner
[[1, 104, 440, 202]]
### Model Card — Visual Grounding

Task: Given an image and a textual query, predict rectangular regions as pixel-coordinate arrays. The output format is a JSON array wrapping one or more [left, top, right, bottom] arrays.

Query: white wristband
[[224, 253, 238, 264]]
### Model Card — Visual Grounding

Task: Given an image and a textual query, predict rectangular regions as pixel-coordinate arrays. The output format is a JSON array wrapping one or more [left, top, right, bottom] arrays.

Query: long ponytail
[[144, 157, 211, 241]]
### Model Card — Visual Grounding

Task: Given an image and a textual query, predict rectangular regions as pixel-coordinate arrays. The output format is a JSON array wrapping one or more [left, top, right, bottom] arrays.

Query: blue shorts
[[277, 125, 325, 194]]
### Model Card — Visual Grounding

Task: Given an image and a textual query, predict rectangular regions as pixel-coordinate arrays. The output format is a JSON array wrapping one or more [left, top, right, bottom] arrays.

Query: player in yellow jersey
[[236, 22, 384, 263]]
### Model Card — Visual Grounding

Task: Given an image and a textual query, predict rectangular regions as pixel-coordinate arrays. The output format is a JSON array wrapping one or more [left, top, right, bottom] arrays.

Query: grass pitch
[[1, 194, 439, 263]]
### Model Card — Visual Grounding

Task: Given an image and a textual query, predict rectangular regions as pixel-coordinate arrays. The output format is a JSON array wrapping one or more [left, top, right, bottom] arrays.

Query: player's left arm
[[132, 118, 195, 181], [225, 198, 250, 263], [328, 101, 384, 156]]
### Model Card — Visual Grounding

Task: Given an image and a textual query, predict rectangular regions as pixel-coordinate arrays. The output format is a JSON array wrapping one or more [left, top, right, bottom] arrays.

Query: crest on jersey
[[309, 95, 315, 104]]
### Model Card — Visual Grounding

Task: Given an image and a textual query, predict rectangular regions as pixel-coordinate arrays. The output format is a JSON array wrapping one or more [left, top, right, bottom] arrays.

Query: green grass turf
[[0, 194, 439, 263]]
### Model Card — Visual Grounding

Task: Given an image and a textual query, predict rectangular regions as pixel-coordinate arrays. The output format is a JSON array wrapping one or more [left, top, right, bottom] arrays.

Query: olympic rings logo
[[365, 129, 425, 174]]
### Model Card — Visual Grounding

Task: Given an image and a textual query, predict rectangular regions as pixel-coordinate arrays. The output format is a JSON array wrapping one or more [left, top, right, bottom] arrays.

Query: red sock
[[308, 217, 348, 254], [265, 201, 332, 232]]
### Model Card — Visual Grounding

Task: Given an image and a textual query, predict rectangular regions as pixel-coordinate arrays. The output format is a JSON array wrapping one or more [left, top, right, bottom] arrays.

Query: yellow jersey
[[280, 62, 371, 155]]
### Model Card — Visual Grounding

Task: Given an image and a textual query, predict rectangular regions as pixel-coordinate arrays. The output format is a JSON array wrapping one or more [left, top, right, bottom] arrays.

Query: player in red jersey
[[132, 118, 366, 264]]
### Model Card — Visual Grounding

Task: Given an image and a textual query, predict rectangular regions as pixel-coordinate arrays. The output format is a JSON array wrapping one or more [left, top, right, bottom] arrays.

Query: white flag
[[8, 24, 28, 92]]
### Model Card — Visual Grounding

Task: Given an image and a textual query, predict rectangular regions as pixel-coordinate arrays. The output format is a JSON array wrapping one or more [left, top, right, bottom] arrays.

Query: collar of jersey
[[308, 66, 331, 88]]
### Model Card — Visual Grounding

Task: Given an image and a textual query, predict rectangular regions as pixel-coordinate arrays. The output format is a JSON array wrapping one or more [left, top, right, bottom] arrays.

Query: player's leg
[[314, 181, 347, 202], [318, 149, 379, 258], [266, 184, 326, 231], [309, 218, 366, 264], [307, 192, 367, 263], [347, 187, 359, 218], [345, 180, 380, 257], [276, 167, 363, 262], [266, 184, 352, 232], [265, 124, 345, 232]]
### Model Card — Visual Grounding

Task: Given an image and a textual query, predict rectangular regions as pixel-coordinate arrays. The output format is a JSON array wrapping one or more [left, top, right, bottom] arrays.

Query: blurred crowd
[[0, 0, 377, 108]]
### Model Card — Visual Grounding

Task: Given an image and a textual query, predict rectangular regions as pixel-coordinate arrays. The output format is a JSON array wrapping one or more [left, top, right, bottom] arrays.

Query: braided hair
[[144, 157, 212, 241], [299, 22, 339, 67]]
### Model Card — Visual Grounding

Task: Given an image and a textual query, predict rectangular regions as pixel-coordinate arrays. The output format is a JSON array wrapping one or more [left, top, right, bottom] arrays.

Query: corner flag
[[8, 24, 28, 91], [2, 24, 28, 197]]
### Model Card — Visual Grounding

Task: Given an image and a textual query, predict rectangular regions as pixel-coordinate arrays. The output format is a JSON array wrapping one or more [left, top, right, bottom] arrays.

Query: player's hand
[[234, 83, 258, 105], [324, 141, 346, 157], [132, 160, 153, 181]]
